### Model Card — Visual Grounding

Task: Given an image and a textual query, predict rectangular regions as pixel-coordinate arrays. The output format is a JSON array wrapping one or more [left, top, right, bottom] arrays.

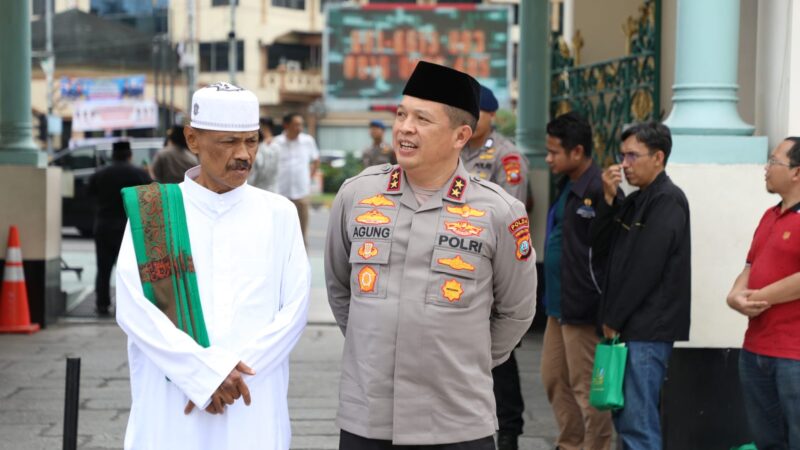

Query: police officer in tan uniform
[[362, 120, 396, 167], [463, 85, 529, 450], [462, 85, 529, 206], [325, 61, 537, 450]]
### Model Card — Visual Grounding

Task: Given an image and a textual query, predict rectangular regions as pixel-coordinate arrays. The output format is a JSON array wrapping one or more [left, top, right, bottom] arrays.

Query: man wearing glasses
[[726, 137, 800, 449], [590, 121, 691, 449]]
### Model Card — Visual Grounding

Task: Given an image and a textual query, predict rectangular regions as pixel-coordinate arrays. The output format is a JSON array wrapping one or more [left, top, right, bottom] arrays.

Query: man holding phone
[[589, 122, 691, 449]]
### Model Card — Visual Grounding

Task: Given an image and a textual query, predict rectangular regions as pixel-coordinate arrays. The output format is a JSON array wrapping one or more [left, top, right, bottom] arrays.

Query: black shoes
[[95, 305, 111, 317], [497, 432, 519, 450]]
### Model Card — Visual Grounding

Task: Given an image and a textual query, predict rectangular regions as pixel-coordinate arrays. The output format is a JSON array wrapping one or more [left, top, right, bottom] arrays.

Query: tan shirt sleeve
[[494, 149, 530, 205], [490, 200, 537, 366], [324, 187, 353, 335]]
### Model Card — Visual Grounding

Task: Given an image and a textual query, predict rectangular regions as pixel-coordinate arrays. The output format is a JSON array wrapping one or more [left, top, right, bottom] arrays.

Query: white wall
[[668, 163, 774, 348]]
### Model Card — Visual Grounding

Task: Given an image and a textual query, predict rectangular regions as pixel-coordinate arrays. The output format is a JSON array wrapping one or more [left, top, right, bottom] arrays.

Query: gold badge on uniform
[[446, 204, 486, 218], [584, 198, 592, 207], [444, 220, 484, 237], [358, 266, 377, 293], [358, 241, 378, 260], [784, 231, 792, 240], [360, 194, 396, 207], [441, 279, 464, 302], [356, 209, 391, 224], [479, 148, 496, 160], [437, 255, 475, 271]]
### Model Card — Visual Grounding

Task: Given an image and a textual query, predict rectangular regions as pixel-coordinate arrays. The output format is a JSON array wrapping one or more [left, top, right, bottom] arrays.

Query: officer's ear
[[453, 124, 473, 150]]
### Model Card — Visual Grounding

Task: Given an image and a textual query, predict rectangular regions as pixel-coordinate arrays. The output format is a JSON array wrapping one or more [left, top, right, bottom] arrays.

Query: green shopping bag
[[730, 444, 757, 450], [589, 337, 627, 411]]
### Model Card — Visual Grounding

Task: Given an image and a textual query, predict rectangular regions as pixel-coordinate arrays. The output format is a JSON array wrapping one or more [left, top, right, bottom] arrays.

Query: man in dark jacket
[[591, 121, 690, 449], [541, 112, 613, 450], [87, 141, 151, 316]]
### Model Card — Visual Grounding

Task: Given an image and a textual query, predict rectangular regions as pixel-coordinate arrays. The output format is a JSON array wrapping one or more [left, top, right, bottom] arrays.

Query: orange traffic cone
[[0, 226, 40, 333]]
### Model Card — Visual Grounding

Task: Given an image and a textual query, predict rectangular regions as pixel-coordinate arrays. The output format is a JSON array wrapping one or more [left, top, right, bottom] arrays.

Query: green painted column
[[0, 0, 45, 167], [664, 0, 753, 136], [516, 0, 550, 168], [516, 0, 550, 260]]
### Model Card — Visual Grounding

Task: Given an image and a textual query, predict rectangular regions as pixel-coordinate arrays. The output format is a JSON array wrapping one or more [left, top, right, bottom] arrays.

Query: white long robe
[[115, 167, 310, 449]]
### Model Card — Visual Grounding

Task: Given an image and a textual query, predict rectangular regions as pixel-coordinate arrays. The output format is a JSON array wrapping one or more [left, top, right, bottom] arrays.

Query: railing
[[550, 0, 660, 167], [261, 68, 323, 104]]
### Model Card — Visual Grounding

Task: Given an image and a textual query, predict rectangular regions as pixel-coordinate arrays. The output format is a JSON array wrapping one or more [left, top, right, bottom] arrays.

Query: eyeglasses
[[767, 158, 795, 168], [615, 151, 651, 164]]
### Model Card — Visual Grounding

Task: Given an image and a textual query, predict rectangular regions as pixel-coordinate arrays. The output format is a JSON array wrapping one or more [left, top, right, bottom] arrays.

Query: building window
[[267, 43, 320, 70], [212, 0, 238, 6], [272, 0, 305, 9], [199, 41, 245, 72]]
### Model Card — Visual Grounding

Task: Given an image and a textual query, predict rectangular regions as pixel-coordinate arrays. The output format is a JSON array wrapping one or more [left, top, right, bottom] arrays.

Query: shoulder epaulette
[[341, 164, 395, 187], [470, 175, 518, 208]]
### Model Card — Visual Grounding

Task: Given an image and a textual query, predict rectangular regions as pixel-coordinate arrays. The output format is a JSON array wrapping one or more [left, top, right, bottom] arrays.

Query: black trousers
[[94, 227, 125, 310], [339, 430, 496, 450], [492, 350, 524, 436]]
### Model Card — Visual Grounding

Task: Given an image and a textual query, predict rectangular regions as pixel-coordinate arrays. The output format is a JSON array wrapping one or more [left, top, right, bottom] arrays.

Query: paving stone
[[291, 419, 340, 436], [291, 435, 340, 450], [0, 409, 60, 425], [0, 318, 563, 450]]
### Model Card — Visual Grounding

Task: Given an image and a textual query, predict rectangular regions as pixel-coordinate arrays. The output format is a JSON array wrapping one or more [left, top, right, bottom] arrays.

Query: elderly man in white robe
[[115, 82, 310, 449]]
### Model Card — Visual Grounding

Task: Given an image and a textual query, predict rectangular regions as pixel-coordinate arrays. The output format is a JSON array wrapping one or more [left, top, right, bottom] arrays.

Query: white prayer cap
[[190, 82, 259, 132]]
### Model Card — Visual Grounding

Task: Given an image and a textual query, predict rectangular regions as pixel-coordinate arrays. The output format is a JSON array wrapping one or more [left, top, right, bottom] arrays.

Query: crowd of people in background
[[84, 65, 800, 450]]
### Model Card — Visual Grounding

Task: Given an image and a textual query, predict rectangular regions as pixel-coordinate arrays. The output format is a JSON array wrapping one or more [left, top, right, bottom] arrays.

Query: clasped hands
[[727, 289, 770, 318], [184, 361, 256, 415]]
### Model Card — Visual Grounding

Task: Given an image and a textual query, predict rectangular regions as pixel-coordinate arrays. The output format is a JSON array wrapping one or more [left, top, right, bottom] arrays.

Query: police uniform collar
[[382, 161, 471, 210], [182, 165, 247, 216]]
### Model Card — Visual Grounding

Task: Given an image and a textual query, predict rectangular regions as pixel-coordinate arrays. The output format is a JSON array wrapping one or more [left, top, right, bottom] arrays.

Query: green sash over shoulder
[[121, 183, 210, 347]]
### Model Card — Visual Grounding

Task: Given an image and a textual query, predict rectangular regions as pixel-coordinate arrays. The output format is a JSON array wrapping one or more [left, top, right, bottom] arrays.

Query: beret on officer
[[369, 120, 386, 130], [402, 61, 480, 121], [479, 85, 499, 113], [190, 82, 260, 132]]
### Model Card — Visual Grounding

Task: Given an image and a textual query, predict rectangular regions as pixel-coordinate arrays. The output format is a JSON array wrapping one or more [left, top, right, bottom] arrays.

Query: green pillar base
[[669, 135, 767, 165], [0, 151, 46, 167]]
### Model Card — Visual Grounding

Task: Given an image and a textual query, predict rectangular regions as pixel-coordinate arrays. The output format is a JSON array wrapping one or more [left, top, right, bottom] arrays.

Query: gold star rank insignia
[[446, 176, 467, 201], [387, 167, 402, 192]]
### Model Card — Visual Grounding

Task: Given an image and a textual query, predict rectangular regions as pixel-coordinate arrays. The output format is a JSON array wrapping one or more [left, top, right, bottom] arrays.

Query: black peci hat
[[402, 61, 480, 120]]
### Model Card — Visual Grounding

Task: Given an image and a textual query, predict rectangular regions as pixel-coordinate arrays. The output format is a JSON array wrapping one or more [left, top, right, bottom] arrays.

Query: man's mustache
[[228, 160, 251, 171]]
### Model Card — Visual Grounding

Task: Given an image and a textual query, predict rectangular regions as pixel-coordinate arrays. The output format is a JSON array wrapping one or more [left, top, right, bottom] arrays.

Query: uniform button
[[382, 164, 392, 172], [471, 175, 481, 182]]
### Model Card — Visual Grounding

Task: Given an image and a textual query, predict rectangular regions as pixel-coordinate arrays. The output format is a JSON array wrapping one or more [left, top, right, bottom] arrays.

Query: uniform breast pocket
[[425, 248, 479, 308], [349, 240, 392, 299]]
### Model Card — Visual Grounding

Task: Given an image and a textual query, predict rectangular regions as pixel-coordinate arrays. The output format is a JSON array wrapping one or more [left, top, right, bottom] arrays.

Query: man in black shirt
[[87, 141, 151, 316], [591, 122, 691, 449], [541, 112, 613, 450]]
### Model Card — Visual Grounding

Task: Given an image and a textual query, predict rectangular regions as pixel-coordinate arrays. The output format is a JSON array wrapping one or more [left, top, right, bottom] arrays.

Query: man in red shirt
[[727, 136, 800, 449]]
